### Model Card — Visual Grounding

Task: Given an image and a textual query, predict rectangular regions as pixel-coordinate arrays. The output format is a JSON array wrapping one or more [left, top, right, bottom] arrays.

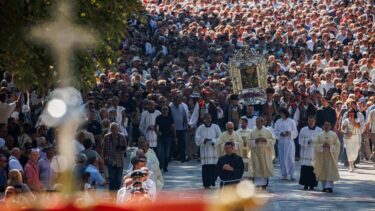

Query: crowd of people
[[0, 0, 374, 205]]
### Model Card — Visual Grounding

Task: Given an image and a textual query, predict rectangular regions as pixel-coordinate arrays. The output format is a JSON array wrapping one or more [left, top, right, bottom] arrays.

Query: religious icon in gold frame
[[228, 47, 268, 105]]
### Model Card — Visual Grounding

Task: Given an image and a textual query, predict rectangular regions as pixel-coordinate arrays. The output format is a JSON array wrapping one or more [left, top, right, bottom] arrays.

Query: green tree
[[0, 0, 144, 93]]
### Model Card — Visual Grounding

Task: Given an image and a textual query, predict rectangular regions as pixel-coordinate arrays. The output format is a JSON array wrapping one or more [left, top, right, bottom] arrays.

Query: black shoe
[[303, 186, 308, 190], [211, 183, 215, 187], [204, 186, 210, 189], [322, 188, 327, 192], [309, 186, 314, 191], [327, 188, 333, 193], [163, 169, 168, 172], [261, 186, 267, 190]]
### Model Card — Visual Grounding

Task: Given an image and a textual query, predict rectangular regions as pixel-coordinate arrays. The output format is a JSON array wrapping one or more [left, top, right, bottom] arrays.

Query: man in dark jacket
[[216, 141, 244, 187], [316, 97, 336, 129]]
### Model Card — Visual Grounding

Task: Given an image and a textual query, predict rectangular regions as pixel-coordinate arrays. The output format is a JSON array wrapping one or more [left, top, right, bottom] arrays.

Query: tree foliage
[[0, 0, 144, 93]]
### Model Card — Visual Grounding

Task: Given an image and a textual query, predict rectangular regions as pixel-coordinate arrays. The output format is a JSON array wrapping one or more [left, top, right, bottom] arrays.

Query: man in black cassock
[[216, 141, 244, 187]]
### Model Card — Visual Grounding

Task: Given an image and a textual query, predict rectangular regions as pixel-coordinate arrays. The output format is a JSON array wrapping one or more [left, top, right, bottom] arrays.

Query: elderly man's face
[[110, 124, 118, 133], [226, 123, 234, 133]]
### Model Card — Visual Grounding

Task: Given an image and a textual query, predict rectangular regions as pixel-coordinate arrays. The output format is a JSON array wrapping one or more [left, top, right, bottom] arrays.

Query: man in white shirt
[[0, 92, 19, 124], [306, 33, 318, 52], [309, 77, 324, 96], [8, 147, 23, 173], [321, 72, 334, 95]]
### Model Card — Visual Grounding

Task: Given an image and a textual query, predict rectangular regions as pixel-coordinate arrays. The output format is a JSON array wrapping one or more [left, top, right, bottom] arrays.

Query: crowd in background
[[0, 0, 374, 205]]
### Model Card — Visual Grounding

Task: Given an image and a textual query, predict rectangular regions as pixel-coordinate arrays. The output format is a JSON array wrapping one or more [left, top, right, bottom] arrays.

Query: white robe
[[341, 118, 361, 162], [237, 127, 252, 177], [240, 115, 257, 130], [274, 118, 298, 177], [139, 110, 161, 148], [195, 124, 221, 165], [298, 126, 322, 166]]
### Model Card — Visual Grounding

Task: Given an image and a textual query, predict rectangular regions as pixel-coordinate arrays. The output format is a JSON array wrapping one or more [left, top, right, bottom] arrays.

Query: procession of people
[[0, 0, 374, 206]]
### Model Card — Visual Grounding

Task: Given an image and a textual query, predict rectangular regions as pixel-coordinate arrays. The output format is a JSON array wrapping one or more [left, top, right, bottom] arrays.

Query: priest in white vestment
[[312, 121, 340, 193], [217, 122, 243, 156], [274, 108, 298, 180], [298, 116, 322, 190], [236, 117, 252, 177], [249, 117, 275, 190], [195, 113, 221, 189]]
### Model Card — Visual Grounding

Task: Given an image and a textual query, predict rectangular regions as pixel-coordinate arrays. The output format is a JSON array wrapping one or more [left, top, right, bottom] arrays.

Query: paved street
[[162, 160, 375, 210]]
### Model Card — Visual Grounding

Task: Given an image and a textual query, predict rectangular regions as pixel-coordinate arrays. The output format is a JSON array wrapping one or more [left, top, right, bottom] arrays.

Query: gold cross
[[31, 1, 97, 86]]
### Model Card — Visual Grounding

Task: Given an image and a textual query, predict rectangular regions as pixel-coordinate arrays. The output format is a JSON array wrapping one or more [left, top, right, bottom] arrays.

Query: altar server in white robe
[[240, 105, 257, 130], [298, 116, 322, 190], [274, 108, 298, 180], [237, 117, 253, 177], [195, 113, 221, 189], [249, 117, 275, 190], [313, 121, 340, 193], [139, 100, 161, 150]]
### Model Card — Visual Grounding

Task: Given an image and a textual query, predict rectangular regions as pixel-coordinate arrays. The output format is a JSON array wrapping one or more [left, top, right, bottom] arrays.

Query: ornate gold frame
[[228, 47, 268, 105]]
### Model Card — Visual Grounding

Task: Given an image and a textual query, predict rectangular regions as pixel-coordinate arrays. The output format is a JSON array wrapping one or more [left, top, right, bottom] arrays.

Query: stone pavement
[[162, 159, 375, 210]]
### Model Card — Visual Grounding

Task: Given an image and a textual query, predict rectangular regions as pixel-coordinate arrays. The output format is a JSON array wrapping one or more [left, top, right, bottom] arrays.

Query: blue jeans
[[107, 165, 123, 191], [157, 136, 172, 170]]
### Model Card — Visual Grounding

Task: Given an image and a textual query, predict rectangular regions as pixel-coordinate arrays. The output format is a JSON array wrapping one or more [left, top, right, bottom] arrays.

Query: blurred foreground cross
[[31, 0, 96, 86], [30, 0, 97, 194]]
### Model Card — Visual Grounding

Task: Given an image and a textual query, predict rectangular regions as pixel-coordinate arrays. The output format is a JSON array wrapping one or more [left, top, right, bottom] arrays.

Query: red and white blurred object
[[0, 181, 266, 211]]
